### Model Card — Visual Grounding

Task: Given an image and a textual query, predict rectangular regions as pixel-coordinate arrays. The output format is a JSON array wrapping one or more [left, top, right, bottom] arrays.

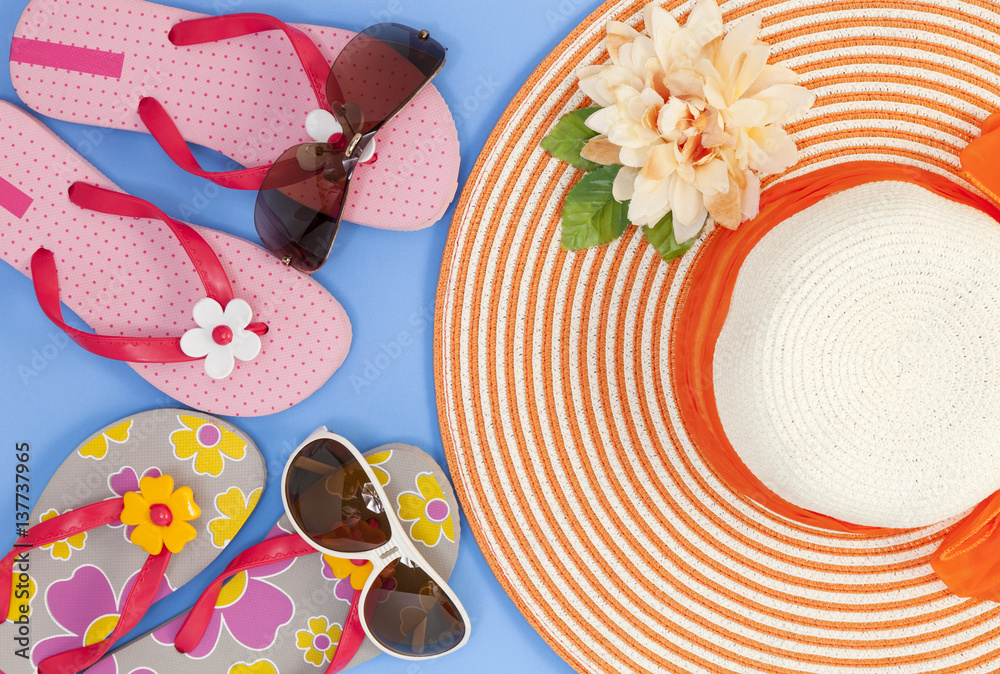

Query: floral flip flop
[[95, 442, 462, 674], [0, 409, 266, 674]]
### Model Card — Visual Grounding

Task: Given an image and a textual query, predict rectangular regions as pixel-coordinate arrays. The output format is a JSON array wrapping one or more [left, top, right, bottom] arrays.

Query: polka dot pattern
[[0, 100, 352, 416], [10, 0, 460, 231]]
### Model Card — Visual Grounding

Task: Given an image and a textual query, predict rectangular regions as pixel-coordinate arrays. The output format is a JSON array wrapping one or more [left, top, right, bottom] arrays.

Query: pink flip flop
[[10, 0, 461, 232], [0, 101, 352, 416]]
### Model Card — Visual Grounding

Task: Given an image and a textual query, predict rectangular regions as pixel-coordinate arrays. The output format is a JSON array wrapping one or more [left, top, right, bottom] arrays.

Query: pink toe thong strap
[[173, 532, 368, 671], [0, 500, 172, 674], [30, 182, 267, 365], [140, 12, 333, 190]]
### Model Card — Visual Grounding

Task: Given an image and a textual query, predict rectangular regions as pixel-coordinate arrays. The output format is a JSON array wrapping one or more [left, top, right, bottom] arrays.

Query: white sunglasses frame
[[279, 427, 471, 660]]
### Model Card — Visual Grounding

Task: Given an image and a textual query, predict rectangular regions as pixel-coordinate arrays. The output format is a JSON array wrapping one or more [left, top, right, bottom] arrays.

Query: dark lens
[[326, 23, 446, 136], [254, 143, 354, 273], [363, 559, 466, 656], [284, 438, 390, 552]]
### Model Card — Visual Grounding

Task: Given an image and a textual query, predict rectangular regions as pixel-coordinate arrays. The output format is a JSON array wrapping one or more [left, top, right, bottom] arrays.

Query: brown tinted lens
[[254, 143, 353, 273], [284, 438, 390, 553], [363, 559, 466, 656], [326, 23, 446, 136]]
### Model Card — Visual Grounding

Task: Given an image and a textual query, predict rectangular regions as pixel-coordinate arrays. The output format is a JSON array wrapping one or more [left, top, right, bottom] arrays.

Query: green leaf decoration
[[643, 211, 699, 262], [560, 165, 629, 250], [541, 107, 603, 171]]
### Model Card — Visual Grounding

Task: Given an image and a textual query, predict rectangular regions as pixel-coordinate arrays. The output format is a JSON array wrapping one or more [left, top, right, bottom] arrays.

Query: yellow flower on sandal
[[170, 414, 247, 476], [120, 474, 201, 555], [208, 487, 262, 548], [397, 472, 455, 547], [77, 420, 132, 460], [39, 509, 86, 560], [322, 554, 373, 590], [295, 616, 342, 666], [228, 661, 277, 674], [365, 450, 392, 486]]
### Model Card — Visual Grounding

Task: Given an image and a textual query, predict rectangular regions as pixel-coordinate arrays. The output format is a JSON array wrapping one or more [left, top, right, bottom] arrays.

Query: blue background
[[0, 0, 598, 671]]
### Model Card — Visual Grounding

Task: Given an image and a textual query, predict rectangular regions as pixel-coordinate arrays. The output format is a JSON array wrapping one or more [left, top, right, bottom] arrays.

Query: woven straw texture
[[435, 0, 1000, 672], [715, 181, 1000, 529]]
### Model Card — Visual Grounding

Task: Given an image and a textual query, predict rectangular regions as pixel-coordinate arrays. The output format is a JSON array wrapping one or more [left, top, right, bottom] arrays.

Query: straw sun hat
[[436, 0, 1000, 671]]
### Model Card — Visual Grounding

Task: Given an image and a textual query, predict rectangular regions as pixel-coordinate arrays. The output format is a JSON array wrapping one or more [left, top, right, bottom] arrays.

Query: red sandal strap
[[37, 550, 172, 674], [174, 533, 317, 653], [140, 12, 333, 190], [137, 98, 272, 190], [31, 184, 266, 365], [326, 589, 367, 673], [0, 499, 126, 617], [169, 13, 330, 105]]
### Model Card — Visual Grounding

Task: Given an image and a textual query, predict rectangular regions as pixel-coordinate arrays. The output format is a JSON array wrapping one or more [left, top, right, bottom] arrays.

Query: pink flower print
[[32, 565, 172, 674], [153, 525, 295, 657], [107, 466, 162, 539]]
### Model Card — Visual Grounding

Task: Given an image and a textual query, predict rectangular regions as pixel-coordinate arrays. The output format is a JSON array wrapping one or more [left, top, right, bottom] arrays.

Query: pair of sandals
[[0, 409, 463, 674], [3, 0, 461, 416]]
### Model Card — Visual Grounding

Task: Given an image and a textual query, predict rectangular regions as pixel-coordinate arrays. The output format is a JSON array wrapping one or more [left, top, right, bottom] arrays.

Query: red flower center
[[149, 503, 173, 527], [212, 325, 234, 345]]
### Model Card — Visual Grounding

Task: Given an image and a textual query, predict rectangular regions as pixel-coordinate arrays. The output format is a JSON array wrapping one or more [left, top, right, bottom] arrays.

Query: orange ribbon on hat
[[672, 119, 1000, 601]]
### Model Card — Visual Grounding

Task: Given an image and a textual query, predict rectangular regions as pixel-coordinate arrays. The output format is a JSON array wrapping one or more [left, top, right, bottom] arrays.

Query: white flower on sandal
[[180, 298, 262, 379]]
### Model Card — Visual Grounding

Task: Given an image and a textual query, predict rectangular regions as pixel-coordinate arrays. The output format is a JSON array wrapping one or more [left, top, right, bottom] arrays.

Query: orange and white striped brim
[[435, 0, 1000, 672]]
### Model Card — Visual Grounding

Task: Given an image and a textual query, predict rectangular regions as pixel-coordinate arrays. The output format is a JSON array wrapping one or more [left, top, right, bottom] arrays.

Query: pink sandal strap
[[38, 550, 171, 674], [174, 533, 317, 653], [139, 12, 333, 190], [31, 183, 267, 366], [173, 532, 368, 668], [0, 499, 126, 617]]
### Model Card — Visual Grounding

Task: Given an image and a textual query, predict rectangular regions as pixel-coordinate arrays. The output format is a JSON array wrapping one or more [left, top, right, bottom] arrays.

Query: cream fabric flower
[[576, 0, 814, 242]]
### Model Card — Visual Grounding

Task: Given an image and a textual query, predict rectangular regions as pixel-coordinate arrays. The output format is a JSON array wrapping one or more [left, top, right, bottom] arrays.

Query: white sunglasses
[[280, 428, 471, 660]]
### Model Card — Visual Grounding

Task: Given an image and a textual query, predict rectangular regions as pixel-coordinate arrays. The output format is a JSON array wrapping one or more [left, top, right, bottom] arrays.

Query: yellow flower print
[[295, 616, 342, 666], [120, 474, 201, 555], [6, 573, 34, 622], [39, 509, 86, 560], [78, 420, 132, 460], [170, 415, 247, 477], [365, 450, 392, 487], [397, 472, 455, 547], [323, 554, 373, 590], [228, 660, 278, 674], [208, 487, 262, 548]]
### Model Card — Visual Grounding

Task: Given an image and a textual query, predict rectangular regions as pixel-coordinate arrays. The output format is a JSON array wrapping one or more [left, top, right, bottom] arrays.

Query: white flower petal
[[673, 208, 707, 243], [688, 0, 725, 45], [222, 298, 254, 331], [670, 179, 706, 230], [179, 328, 213, 359], [741, 171, 762, 221], [733, 44, 771, 99], [753, 83, 816, 124], [620, 145, 652, 168], [230, 331, 262, 363], [608, 20, 640, 39], [726, 98, 768, 129], [694, 158, 730, 194], [191, 298, 224, 331], [203, 347, 236, 380], [613, 166, 638, 202], [647, 5, 680, 36], [747, 125, 799, 173], [716, 13, 762, 80], [742, 64, 797, 98]]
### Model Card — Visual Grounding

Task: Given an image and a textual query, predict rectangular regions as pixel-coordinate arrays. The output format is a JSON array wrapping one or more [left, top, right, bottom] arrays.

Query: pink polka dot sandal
[[0, 408, 266, 674], [10, 0, 461, 239], [0, 101, 352, 416]]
